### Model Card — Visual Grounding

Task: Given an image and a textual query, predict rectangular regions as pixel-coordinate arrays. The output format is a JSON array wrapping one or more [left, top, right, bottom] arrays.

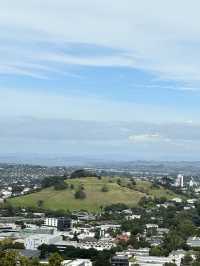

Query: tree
[[128, 235, 140, 249], [94, 252, 111, 266], [72, 231, 79, 242], [18, 256, 31, 266], [37, 200, 44, 208], [162, 231, 185, 252], [177, 219, 196, 238], [131, 179, 136, 186], [150, 246, 166, 257], [41, 176, 66, 188], [164, 263, 177, 266], [30, 257, 41, 266], [101, 185, 109, 192], [0, 250, 19, 266], [117, 178, 121, 186], [95, 228, 101, 240], [54, 181, 68, 190], [181, 254, 193, 266], [192, 263, 200, 266], [195, 251, 200, 262], [38, 243, 49, 259], [70, 169, 97, 179], [74, 187, 86, 199], [105, 203, 128, 212], [48, 252, 63, 266]]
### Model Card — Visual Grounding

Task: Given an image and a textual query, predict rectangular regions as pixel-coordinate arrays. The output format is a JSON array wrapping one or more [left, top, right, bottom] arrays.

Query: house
[[171, 198, 182, 203], [187, 237, 200, 247], [25, 234, 62, 250], [125, 214, 141, 221], [111, 255, 129, 266], [115, 233, 130, 243], [146, 224, 158, 229], [135, 255, 174, 266], [44, 217, 71, 231]]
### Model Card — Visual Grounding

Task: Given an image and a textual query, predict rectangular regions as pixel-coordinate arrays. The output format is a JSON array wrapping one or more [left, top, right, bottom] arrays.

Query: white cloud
[[128, 133, 171, 143]]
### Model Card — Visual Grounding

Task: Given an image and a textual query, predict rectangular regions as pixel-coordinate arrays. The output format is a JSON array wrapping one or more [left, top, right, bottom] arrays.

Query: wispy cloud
[[1, 117, 200, 159], [1, 0, 200, 85], [128, 134, 171, 143]]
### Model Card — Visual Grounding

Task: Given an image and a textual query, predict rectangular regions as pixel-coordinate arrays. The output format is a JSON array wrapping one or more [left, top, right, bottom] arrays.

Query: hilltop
[[9, 176, 178, 212]]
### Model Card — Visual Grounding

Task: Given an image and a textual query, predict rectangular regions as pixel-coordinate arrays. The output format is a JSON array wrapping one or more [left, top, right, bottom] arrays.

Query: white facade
[[44, 218, 58, 227], [134, 254, 182, 266], [1, 190, 12, 199], [62, 259, 92, 266], [25, 234, 62, 250], [55, 238, 115, 251], [175, 174, 184, 188]]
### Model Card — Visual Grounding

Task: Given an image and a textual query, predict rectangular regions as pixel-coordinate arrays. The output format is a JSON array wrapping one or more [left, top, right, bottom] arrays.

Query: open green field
[[134, 180, 177, 199], [8, 177, 178, 212]]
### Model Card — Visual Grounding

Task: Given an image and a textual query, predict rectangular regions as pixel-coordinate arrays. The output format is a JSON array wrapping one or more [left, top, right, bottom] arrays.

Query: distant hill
[[9, 177, 178, 212]]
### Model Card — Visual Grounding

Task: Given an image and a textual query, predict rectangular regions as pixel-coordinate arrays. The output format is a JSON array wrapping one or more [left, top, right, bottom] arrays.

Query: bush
[[41, 176, 66, 188], [101, 185, 109, 192], [74, 189, 87, 199], [54, 181, 68, 190], [70, 169, 98, 179], [105, 203, 129, 212]]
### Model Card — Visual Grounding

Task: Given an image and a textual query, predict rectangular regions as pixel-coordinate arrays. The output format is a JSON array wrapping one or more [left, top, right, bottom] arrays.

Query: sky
[[1, 0, 200, 161]]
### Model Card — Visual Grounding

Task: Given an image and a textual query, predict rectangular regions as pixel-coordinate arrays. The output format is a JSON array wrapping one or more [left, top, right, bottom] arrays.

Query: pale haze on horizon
[[1, 0, 200, 161]]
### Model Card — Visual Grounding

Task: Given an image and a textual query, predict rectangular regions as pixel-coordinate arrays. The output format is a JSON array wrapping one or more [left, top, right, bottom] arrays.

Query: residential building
[[25, 234, 62, 250]]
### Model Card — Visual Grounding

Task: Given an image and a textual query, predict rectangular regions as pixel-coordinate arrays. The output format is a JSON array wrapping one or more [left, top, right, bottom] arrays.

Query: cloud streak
[[1, 0, 200, 85]]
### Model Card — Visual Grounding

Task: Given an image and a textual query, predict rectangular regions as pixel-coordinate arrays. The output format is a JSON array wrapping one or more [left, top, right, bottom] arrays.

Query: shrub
[[70, 184, 74, 190], [101, 185, 109, 192], [74, 189, 86, 199]]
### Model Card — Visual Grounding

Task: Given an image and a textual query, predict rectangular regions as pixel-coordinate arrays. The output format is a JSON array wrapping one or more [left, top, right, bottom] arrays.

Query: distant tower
[[189, 177, 194, 188], [180, 174, 184, 187], [176, 174, 184, 188]]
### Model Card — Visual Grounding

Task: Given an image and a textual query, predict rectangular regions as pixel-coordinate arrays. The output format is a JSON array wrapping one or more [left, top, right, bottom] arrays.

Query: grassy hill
[[9, 177, 178, 212]]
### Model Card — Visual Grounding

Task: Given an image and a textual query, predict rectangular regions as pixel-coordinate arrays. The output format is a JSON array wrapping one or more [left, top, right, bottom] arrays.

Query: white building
[[187, 237, 200, 247], [1, 189, 12, 199], [114, 249, 184, 266], [44, 218, 58, 227], [25, 234, 62, 250], [135, 254, 183, 266], [62, 259, 92, 266], [171, 197, 182, 203], [174, 174, 184, 188], [125, 214, 141, 221]]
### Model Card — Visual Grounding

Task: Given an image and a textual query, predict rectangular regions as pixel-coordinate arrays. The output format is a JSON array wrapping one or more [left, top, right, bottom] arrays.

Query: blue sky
[[1, 0, 200, 161]]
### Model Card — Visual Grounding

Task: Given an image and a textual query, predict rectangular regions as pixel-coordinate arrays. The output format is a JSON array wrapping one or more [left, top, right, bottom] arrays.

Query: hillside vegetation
[[9, 177, 178, 212]]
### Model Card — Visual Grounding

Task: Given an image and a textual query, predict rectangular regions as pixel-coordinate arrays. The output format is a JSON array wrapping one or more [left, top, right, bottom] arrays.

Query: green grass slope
[[8, 177, 178, 212]]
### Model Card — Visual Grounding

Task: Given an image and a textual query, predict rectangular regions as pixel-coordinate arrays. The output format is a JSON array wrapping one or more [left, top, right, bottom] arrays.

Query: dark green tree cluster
[[0, 251, 41, 266], [104, 203, 129, 212], [70, 169, 99, 179], [74, 185, 87, 199], [39, 244, 115, 266], [41, 176, 66, 189], [180, 253, 200, 266]]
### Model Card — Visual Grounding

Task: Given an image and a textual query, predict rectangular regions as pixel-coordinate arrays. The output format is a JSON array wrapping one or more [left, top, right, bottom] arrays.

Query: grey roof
[[19, 249, 40, 258]]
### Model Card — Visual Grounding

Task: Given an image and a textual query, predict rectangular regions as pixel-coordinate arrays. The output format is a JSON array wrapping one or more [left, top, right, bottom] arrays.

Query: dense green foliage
[[39, 244, 115, 266], [70, 169, 98, 179], [41, 176, 66, 189]]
